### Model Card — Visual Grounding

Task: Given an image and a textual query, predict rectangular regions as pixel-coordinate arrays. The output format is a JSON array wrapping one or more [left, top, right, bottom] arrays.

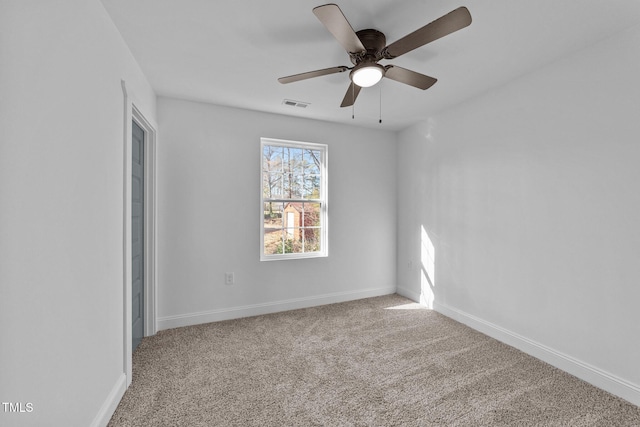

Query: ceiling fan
[[278, 4, 472, 108]]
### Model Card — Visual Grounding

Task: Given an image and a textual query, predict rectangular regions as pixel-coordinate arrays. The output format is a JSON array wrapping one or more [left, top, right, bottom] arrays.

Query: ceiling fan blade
[[278, 66, 349, 84], [340, 83, 361, 107], [313, 4, 366, 54], [384, 66, 437, 90], [384, 7, 472, 59]]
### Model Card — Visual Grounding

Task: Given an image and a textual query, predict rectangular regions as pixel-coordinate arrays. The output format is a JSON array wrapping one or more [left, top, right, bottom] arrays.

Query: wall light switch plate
[[225, 272, 234, 285]]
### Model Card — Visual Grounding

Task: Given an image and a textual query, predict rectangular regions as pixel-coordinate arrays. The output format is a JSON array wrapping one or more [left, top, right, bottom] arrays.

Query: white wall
[[0, 1, 156, 426], [3, 1, 636, 424], [157, 98, 397, 328], [397, 25, 640, 404]]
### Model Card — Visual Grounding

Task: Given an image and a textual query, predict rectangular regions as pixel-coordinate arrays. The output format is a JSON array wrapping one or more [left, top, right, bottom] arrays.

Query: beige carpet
[[109, 294, 640, 426]]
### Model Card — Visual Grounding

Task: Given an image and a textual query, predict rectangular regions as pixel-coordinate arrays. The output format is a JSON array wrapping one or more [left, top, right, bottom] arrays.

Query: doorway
[[131, 120, 145, 352], [121, 79, 158, 387]]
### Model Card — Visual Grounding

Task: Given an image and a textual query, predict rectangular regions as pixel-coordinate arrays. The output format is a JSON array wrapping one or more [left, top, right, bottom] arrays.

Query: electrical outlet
[[225, 272, 235, 285]]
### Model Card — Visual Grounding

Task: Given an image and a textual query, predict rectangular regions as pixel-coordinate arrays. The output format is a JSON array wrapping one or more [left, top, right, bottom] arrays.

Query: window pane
[[281, 147, 302, 199], [263, 144, 321, 200], [302, 228, 321, 253], [266, 229, 303, 255], [265, 230, 286, 255], [303, 175, 321, 199], [263, 172, 274, 198], [292, 148, 304, 177], [264, 202, 284, 255], [264, 202, 283, 230], [304, 151, 321, 176], [283, 171, 303, 199], [264, 141, 279, 176], [290, 233, 304, 254], [302, 149, 320, 199], [283, 202, 299, 240], [301, 202, 321, 227], [272, 145, 284, 172], [266, 173, 284, 198], [282, 147, 298, 174]]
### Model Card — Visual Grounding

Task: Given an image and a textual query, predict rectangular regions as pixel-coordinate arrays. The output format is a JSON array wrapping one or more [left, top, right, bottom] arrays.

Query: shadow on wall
[[421, 225, 435, 308]]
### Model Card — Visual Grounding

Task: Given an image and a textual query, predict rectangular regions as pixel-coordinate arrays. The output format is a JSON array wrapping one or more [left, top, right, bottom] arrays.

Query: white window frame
[[260, 137, 328, 261]]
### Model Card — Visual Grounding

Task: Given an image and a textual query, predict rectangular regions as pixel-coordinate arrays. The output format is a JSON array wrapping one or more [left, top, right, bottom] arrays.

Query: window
[[261, 138, 328, 260]]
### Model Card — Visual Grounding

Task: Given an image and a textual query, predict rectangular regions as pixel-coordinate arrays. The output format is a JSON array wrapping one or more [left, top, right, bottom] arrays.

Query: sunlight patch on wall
[[421, 225, 435, 308]]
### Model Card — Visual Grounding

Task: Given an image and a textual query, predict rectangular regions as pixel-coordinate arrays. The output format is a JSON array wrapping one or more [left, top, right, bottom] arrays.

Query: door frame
[[121, 80, 158, 386]]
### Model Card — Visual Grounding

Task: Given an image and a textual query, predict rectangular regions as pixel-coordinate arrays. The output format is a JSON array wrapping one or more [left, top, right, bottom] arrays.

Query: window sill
[[260, 252, 328, 262]]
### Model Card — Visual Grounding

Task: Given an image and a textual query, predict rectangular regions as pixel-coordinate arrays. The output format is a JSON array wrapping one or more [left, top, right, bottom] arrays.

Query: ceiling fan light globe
[[351, 64, 384, 88]]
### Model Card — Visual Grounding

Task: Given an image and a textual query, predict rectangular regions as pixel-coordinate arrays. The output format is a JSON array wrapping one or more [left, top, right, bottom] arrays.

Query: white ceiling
[[101, 0, 640, 131]]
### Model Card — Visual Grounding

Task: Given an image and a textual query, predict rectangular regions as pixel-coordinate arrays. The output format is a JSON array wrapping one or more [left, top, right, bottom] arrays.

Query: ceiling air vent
[[282, 99, 310, 108]]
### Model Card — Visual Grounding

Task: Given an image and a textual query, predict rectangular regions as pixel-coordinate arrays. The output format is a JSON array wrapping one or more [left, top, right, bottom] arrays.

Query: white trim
[[434, 301, 640, 407], [121, 80, 132, 386], [132, 105, 158, 338], [158, 286, 396, 330], [89, 373, 126, 427], [121, 80, 158, 389], [396, 286, 421, 303]]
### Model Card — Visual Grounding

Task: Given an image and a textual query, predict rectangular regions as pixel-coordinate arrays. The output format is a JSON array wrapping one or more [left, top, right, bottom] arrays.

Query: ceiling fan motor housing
[[352, 29, 387, 63]]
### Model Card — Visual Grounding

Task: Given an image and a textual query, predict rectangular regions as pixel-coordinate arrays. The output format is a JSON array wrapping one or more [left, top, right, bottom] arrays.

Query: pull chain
[[379, 82, 382, 124], [352, 83, 355, 120]]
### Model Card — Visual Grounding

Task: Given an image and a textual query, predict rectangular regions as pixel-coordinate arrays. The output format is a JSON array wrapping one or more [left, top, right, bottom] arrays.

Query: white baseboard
[[434, 301, 640, 407], [396, 286, 421, 303], [90, 373, 126, 427], [158, 286, 397, 330]]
